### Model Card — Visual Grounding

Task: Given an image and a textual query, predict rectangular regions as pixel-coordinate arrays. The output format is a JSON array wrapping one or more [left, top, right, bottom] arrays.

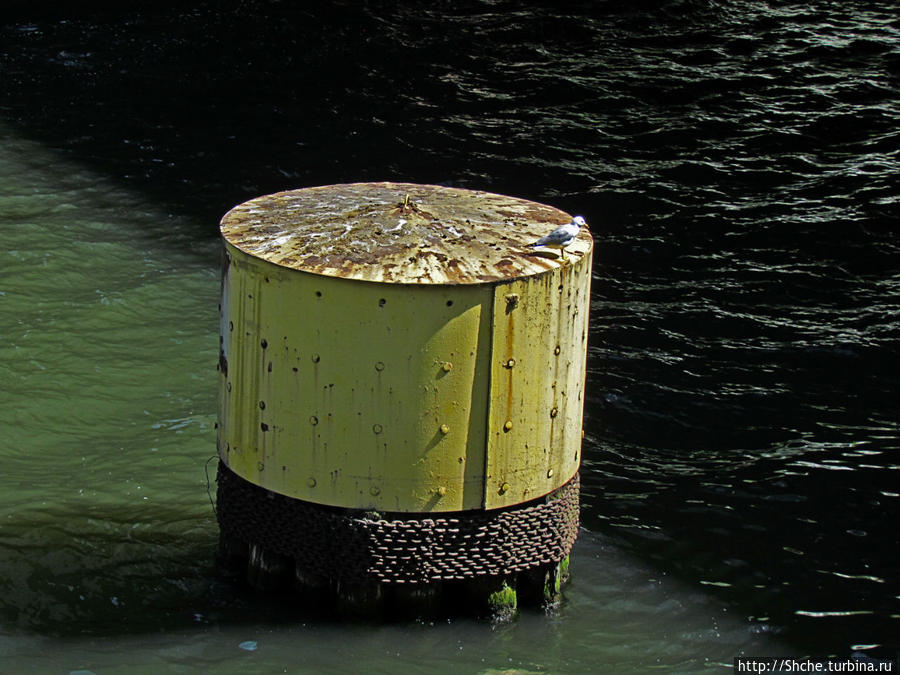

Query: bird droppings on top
[[220, 182, 592, 285]]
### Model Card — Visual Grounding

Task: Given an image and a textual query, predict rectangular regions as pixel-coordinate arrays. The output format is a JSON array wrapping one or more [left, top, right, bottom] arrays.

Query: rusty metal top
[[219, 182, 592, 284]]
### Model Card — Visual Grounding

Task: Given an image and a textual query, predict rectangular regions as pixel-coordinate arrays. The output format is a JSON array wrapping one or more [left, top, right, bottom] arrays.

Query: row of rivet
[[224, 447, 564, 501]]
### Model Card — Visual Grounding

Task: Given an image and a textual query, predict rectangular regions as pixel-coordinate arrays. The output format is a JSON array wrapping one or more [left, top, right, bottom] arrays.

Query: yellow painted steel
[[483, 253, 593, 509], [217, 183, 593, 512], [219, 244, 493, 512]]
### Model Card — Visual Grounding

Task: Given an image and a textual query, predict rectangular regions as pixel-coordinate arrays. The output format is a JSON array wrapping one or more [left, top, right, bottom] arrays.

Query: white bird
[[528, 215, 586, 260]]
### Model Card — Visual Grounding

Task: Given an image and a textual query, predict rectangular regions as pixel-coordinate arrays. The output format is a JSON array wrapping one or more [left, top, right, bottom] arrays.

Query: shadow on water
[[0, 499, 372, 639], [0, 0, 646, 229], [1, 0, 476, 231]]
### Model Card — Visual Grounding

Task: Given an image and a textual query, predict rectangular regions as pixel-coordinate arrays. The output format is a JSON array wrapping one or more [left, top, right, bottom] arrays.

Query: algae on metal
[[487, 581, 518, 622]]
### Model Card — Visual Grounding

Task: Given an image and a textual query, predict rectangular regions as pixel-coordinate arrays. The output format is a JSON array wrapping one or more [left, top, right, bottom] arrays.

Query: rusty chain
[[216, 462, 579, 585]]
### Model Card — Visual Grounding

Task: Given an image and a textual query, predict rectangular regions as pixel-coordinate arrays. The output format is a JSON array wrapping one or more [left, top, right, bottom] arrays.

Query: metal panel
[[483, 250, 592, 509], [218, 243, 493, 512]]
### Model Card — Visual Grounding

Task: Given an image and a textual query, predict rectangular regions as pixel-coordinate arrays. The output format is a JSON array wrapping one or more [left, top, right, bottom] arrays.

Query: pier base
[[215, 461, 578, 620]]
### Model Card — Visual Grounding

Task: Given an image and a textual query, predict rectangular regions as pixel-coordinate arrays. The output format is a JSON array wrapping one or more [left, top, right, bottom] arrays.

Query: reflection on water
[[1, 0, 899, 669]]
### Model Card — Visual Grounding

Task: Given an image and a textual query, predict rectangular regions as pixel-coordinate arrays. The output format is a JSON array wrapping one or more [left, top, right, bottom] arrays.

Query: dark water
[[1, 0, 898, 669]]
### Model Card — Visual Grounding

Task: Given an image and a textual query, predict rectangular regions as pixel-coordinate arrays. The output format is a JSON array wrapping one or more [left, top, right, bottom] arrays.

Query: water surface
[[1, 0, 898, 671]]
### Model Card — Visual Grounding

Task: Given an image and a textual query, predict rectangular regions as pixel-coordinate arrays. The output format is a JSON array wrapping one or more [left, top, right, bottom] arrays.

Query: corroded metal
[[484, 252, 592, 508], [216, 461, 579, 585], [219, 182, 591, 284], [217, 182, 592, 512]]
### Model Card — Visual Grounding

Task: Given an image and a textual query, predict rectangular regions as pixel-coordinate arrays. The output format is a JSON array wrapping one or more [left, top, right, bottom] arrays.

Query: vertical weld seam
[[481, 282, 503, 510]]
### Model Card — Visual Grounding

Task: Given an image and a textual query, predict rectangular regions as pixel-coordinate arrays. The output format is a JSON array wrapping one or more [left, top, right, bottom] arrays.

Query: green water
[[0, 126, 787, 673]]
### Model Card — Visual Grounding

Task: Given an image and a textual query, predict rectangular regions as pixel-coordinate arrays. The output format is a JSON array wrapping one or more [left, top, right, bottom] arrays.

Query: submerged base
[[215, 462, 578, 619]]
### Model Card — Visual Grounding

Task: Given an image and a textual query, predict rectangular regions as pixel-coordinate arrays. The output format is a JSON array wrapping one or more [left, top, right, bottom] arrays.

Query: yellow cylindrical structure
[[218, 182, 592, 513]]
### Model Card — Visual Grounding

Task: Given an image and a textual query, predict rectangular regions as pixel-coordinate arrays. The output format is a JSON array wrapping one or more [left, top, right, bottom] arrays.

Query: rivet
[[440, 423, 450, 435], [370, 486, 381, 496], [311, 353, 320, 363], [373, 423, 383, 434], [503, 420, 513, 432], [547, 468, 554, 478], [259, 400, 265, 410], [260, 338, 268, 349], [309, 416, 318, 425], [506, 358, 516, 368], [257, 462, 265, 472], [307, 477, 317, 488], [550, 407, 559, 418], [436, 486, 447, 497], [554, 345, 561, 355], [498, 482, 510, 495], [375, 361, 385, 371], [442, 361, 453, 372]]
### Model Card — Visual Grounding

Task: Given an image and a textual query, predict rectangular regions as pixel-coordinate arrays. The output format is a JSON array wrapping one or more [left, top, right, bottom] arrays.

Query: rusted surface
[[219, 182, 591, 284], [483, 251, 592, 508], [217, 461, 579, 586]]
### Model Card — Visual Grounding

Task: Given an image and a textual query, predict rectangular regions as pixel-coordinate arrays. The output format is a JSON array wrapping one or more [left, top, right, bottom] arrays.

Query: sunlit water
[[1, 0, 899, 671]]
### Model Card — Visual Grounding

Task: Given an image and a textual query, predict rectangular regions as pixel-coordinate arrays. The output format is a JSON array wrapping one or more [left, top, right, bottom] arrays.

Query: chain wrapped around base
[[216, 461, 579, 586]]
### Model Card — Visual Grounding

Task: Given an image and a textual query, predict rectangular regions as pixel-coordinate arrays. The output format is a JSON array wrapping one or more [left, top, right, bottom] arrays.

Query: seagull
[[528, 215, 586, 261]]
